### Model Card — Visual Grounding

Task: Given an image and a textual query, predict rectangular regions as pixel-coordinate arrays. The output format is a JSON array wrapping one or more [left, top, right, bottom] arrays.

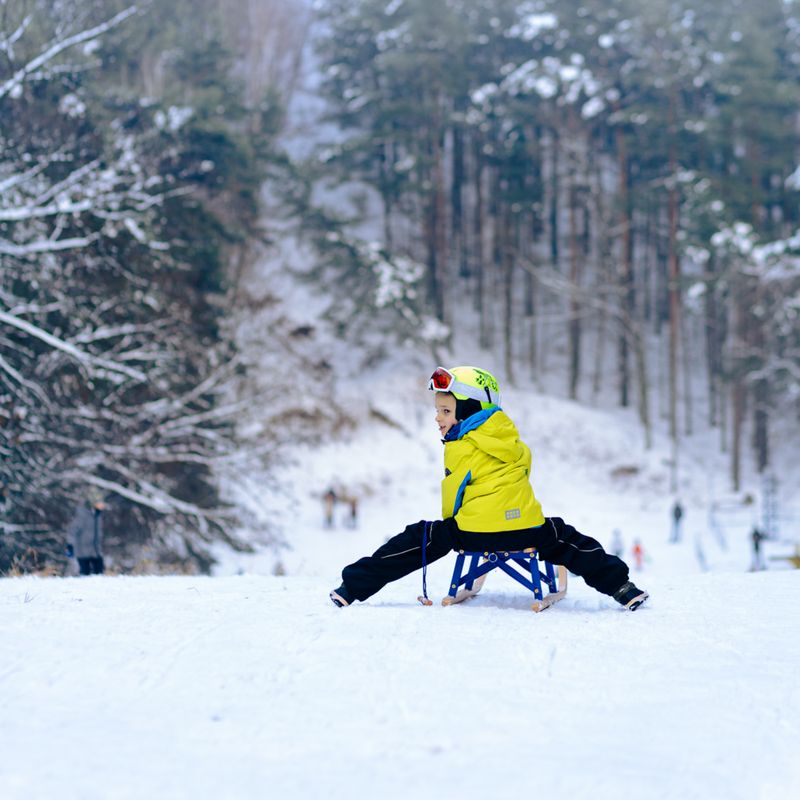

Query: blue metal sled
[[442, 548, 568, 611]]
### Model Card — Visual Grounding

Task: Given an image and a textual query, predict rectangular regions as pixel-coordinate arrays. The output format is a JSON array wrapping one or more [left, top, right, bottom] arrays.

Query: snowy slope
[[1, 571, 798, 800], [2, 376, 799, 800]]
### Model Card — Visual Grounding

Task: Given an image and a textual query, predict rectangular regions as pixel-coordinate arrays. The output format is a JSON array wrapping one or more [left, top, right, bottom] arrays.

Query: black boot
[[330, 584, 353, 607], [613, 581, 649, 611]]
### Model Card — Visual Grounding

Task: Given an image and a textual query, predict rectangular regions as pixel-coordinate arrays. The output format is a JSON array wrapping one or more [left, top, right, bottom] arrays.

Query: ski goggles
[[427, 367, 500, 405]]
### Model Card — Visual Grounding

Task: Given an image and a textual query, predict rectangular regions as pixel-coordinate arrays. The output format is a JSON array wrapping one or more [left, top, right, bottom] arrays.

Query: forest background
[[1, 0, 798, 574]]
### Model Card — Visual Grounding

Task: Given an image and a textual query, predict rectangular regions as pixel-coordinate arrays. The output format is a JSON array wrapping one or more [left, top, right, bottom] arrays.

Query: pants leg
[[341, 519, 457, 602], [534, 517, 629, 597], [78, 557, 104, 574]]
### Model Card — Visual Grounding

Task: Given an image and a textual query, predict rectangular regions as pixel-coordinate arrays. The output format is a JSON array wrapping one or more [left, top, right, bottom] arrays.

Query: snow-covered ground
[[2, 376, 799, 799], [2, 570, 798, 800]]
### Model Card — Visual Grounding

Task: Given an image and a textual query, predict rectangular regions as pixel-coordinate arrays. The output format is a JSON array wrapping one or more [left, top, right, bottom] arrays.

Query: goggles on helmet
[[427, 366, 500, 406]]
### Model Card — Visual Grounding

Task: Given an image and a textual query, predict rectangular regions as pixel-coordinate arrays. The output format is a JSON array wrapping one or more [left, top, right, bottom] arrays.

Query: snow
[[2, 376, 799, 799], [2, 573, 798, 798]]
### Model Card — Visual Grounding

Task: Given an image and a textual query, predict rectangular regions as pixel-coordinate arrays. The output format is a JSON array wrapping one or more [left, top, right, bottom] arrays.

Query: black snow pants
[[341, 516, 629, 602], [78, 557, 104, 575]]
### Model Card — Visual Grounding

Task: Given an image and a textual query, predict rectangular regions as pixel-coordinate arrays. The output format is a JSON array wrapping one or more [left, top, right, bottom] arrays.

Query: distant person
[[611, 528, 624, 558], [323, 487, 337, 528], [347, 496, 359, 529], [670, 500, 684, 543], [330, 366, 648, 611], [750, 527, 767, 571], [66, 487, 106, 575], [694, 533, 709, 572], [631, 539, 645, 571]]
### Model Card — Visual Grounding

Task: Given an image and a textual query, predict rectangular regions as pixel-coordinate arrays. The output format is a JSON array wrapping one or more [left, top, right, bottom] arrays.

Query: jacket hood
[[446, 408, 525, 464]]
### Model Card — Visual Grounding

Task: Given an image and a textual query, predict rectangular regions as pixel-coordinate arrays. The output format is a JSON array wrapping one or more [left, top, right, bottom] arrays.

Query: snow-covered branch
[[0, 352, 51, 404], [62, 471, 231, 524], [0, 309, 147, 381], [0, 235, 99, 256], [0, 6, 139, 100]]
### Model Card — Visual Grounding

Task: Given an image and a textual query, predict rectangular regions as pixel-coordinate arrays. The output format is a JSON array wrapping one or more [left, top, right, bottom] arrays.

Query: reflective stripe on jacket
[[441, 408, 545, 533]]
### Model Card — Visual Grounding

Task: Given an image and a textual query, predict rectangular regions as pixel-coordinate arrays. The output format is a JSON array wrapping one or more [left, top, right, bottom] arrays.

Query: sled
[[441, 548, 567, 612]]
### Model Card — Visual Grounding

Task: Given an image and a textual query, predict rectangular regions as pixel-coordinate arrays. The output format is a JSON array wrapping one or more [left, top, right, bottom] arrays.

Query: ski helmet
[[428, 366, 501, 420]]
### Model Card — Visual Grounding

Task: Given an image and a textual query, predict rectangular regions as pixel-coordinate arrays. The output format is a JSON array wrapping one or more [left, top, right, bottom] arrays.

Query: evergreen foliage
[[312, 0, 800, 483], [0, 0, 279, 572]]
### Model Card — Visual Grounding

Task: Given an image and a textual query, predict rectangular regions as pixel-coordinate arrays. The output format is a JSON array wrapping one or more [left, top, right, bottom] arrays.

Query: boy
[[330, 366, 648, 611]]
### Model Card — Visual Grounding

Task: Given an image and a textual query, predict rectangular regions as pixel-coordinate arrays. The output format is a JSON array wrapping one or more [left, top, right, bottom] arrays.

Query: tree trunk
[[548, 128, 560, 269], [591, 154, 612, 400], [476, 155, 493, 350], [632, 322, 653, 449], [473, 139, 484, 317], [704, 266, 721, 428], [667, 176, 680, 447], [615, 124, 633, 408], [729, 264, 750, 490], [681, 304, 694, 437], [452, 124, 467, 278], [748, 145, 770, 473], [731, 377, 746, 491], [432, 121, 448, 323], [752, 281, 769, 472], [568, 180, 581, 400], [377, 138, 394, 251], [753, 377, 769, 472], [502, 205, 514, 382]]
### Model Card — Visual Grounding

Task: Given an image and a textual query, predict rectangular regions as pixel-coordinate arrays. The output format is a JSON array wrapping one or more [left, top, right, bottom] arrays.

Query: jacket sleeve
[[441, 446, 474, 519]]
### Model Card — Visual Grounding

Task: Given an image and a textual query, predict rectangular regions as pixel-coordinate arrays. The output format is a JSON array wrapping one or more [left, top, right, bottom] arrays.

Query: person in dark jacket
[[750, 527, 767, 571], [66, 488, 106, 575], [670, 500, 684, 543]]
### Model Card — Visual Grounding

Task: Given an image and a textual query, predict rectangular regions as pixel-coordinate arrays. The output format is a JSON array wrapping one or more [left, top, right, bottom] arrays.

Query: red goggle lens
[[429, 368, 454, 391]]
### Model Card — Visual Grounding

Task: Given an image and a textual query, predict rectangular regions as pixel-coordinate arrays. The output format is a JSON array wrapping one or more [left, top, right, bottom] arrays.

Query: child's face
[[434, 393, 457, 438]]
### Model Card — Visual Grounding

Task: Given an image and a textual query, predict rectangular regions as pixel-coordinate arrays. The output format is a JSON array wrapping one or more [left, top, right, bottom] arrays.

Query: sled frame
[[441, 548, 567, 612]]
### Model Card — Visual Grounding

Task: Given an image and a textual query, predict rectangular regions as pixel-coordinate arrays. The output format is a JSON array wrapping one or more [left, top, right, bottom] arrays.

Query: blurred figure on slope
[[66, 487, 106, 575], [322, 487, 337, 528], [750, 527, 767, 571], [330, 366, 648, 611], [611, 528, 624, 558], [631, 539, 645, 571], [670, 500, 684, 543], [346, 496, 359, 529]]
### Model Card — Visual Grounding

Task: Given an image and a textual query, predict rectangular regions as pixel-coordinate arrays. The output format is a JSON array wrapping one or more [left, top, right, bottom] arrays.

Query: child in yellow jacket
[[330, 366, 648, 611]]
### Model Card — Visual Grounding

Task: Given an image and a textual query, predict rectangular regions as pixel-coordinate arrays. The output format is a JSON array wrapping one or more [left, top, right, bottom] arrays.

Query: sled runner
[[441, 548, 567, 612]]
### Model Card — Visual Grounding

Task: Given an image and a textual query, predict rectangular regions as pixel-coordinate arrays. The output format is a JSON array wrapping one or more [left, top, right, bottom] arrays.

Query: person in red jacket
[[631, 539, 645, 571]]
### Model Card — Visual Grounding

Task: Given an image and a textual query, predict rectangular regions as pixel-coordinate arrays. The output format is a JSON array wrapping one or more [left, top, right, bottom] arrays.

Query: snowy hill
[[2, 375, 799, 799], [1, 570, 798, 799]]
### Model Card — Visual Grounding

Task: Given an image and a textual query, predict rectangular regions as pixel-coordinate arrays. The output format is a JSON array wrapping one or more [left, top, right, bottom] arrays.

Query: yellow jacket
[[441, 408, 545, 532]]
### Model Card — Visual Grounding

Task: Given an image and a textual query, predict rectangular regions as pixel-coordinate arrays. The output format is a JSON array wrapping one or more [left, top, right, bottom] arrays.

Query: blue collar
[[443, 406, 500, 442]]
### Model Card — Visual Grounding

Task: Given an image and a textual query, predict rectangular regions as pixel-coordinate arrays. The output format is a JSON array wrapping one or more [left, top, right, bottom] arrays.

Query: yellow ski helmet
[[428, 366, 501, 410]]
